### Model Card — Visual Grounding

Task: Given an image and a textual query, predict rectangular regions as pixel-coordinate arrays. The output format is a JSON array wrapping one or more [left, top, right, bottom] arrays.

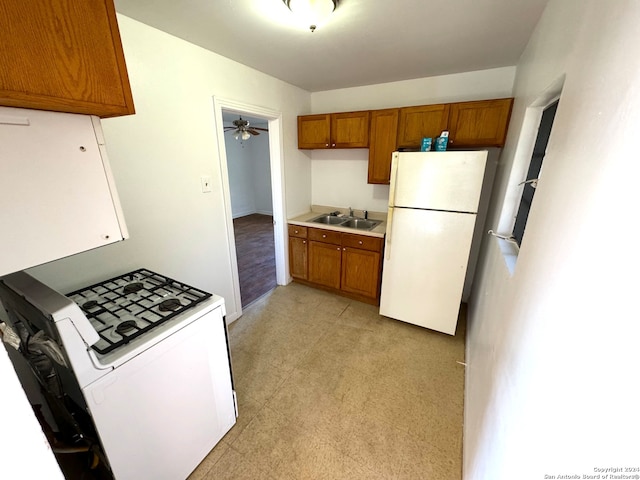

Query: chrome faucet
[[349, 207, 354, 217], [363, 210, 368, 219]]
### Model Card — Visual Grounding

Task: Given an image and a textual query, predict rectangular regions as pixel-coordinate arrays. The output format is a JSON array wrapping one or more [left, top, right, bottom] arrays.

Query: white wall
[[465, 1, 640, 478], [25, 15, 310, 322], [309, 67, 516, 212], [226, 125, 273, 218]]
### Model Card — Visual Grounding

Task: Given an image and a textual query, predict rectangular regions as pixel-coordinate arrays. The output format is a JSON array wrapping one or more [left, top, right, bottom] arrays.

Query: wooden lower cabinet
[[288, 225, 308, 280], [288, 225, 384, 304], [289, 237, 308, 280], [341, 247, 381, 299], [308, 241, 342, 289]]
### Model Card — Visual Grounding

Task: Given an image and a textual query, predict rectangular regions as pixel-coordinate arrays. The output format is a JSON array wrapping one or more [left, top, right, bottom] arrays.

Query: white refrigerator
[[379, 150, 488, 335]]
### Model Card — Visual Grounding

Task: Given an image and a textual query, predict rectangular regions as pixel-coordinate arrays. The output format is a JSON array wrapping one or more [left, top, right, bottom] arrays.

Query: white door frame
[[212, 97, 287, 321]]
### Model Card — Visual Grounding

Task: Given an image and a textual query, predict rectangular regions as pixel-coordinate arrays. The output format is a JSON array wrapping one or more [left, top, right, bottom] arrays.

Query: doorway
[[222, 111, 277, 307], [212, 98, 287, 321]]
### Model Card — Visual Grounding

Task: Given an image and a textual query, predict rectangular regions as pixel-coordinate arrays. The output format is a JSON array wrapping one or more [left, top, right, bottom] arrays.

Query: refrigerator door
[[389, 151, 488, 213], [380, 207, 477, 335]]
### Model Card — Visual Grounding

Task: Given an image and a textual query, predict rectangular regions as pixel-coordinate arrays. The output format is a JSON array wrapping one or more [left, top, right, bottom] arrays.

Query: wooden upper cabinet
[[298, 111, 369, 149], [368, 108, 399, 184], [298, 114, 331, 148], [397, 104, 450, 148], [331, 111, 369, 148], [0, 0, 135, 118], [448, 98, 513, 147]]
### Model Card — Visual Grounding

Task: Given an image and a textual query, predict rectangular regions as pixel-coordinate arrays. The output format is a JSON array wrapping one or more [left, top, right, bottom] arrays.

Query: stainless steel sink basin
[[310, 214, 380, 231], [311, 215, 348, 225], [341, 218, 380, 230]]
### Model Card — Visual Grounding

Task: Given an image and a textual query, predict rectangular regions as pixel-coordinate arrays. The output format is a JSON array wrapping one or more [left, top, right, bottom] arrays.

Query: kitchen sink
[[310, 214, 381, 231], [341, 218, 380, 230], [311, 215, 349, 225]]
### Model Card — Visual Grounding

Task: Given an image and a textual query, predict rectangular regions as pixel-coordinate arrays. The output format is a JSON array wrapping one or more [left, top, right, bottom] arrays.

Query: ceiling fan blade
[[247, 129, 262, 135], [224, 126, 236, 131], [252, 127, 269, 132]]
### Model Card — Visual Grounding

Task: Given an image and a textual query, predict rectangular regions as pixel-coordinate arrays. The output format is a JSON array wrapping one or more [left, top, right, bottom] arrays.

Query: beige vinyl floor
[[188, 283, 466, 480]]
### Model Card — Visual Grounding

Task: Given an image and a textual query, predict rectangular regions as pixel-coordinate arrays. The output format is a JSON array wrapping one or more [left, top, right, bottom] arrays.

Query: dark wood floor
[[233, 214, 277, 307]]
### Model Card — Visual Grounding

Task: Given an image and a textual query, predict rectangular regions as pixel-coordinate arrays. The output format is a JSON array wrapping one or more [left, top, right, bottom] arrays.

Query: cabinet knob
[[325, 143, 329, 147], [358, 240, 363, 245], [332, 143, 336, 147], [343, 248, 346, 251], [337, 247, 341, 251], [322, 234, 327, 238], [303, 240, 306, 244]]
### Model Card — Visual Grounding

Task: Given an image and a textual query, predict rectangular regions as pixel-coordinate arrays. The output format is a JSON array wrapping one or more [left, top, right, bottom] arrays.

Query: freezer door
[[380, 207, 476, 335], [390, 151, 487, 213]]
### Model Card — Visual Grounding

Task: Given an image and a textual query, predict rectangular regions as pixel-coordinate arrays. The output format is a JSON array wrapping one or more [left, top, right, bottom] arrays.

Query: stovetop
[[66, 269, 212, 354]]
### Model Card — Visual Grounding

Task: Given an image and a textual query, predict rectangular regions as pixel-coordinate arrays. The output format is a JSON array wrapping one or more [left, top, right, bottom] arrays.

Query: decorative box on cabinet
[[0, 0, 135, 118]]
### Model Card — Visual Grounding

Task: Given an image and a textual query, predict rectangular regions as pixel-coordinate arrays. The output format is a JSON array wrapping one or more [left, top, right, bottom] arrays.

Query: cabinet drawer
[[309, 228, 341, 245], [341, 233, 383, 252], [288, 225, 307, 238]]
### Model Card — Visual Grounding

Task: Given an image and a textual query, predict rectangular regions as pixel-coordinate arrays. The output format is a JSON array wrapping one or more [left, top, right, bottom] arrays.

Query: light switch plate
[[200, 175, 212, 193]]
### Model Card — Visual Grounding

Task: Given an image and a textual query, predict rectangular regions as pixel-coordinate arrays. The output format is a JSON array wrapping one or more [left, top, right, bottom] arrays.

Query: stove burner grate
[[116, 320, 137, 335], [82, 300, 99, 311], [159, 298, 182, 312], [67, 269, 212, 355], [123, 282, 144, 295]]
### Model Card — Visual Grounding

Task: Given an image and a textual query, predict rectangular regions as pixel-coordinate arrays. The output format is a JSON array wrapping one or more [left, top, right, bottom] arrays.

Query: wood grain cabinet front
[[298, 111, 369, 149], [448, 98, 513, 147], [289, 225, 384, 304], [397, 104, 450, 149], [288, 225, 308, 280], [0, 0, 135, 118], [368, 108, 400, 185]]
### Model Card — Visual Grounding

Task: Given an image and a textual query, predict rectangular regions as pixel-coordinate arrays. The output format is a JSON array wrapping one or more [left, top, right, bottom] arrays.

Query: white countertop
[[288, 206, 387, 238]]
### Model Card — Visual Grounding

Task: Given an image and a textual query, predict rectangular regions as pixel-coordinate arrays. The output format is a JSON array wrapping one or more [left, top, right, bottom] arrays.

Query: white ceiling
[[115, 0, 549, 92]]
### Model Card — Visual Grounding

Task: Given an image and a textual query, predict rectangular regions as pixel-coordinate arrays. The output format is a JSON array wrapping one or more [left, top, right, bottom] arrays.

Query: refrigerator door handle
[[385, 153, 399, 261], [385, 207, 394, 260], [388, 153, 399, 208]]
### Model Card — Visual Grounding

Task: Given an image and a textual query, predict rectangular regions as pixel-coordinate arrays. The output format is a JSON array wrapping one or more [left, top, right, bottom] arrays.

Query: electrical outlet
[[200, 175, 212, 193]]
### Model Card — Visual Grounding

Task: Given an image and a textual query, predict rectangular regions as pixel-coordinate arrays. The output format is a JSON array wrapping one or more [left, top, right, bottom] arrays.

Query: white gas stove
[[0, 269, 236, 480]]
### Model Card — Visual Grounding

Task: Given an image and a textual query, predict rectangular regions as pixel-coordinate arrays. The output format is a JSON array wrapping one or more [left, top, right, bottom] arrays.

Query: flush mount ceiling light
[[283, 0, 338, 32]]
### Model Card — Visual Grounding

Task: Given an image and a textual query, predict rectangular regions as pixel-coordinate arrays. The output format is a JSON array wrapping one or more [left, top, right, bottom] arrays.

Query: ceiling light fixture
[[283, 0, 338, 32]]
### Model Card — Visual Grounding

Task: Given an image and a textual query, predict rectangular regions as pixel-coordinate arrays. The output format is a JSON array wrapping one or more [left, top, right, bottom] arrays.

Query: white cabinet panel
[[0, 107, 128, 276]]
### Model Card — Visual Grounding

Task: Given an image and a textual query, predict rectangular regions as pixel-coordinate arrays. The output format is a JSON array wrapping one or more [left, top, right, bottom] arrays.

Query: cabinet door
[[368, 108, 399, 184], [298, 114, 331, 148], [397, 104, 450, 148], [308, 241, 342, 289], [448, 98, 513, 147], [341, 247, 381, 300], [331, 111, 370, 148], [289, 237, 308, 280], [0, 0, 135, 118]]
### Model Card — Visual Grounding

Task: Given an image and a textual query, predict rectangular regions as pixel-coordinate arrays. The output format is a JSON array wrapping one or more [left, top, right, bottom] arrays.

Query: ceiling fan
[[224, 116, 268, 140]]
